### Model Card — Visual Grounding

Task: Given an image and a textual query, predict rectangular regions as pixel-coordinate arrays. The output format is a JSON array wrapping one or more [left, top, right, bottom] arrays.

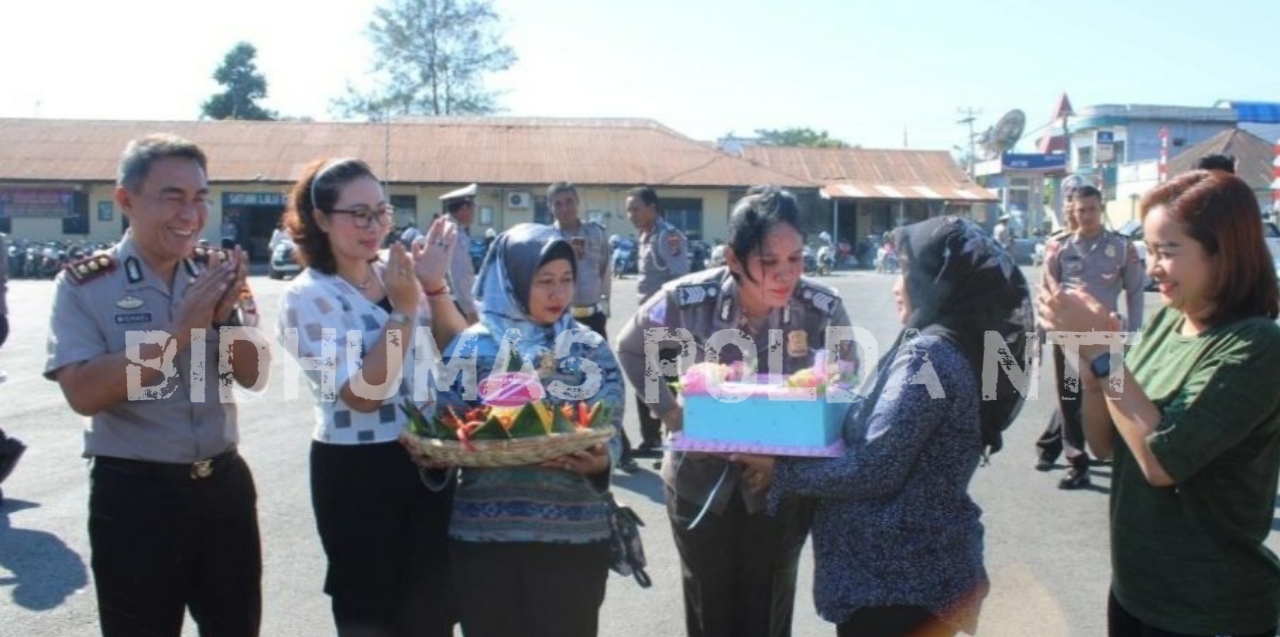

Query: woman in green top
[[1040, 170, 1280, 637]]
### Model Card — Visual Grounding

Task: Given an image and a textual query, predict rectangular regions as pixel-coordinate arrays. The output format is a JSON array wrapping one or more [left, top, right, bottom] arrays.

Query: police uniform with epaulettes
[[43, 235, 263, 636], [616, 265, 857, 637], [1036, 227, 1145, 485]]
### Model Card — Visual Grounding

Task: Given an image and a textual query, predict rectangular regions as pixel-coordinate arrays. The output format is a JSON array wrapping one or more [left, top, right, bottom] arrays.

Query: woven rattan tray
[[399, 427, 615, 468]]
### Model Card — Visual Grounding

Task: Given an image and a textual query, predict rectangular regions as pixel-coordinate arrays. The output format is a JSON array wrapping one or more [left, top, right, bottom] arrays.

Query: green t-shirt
[[1111, 306, 1280, 634]]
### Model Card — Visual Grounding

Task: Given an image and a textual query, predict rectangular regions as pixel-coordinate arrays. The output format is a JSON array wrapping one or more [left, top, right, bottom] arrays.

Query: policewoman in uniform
[[45, 134, 269, 637], [1035, 184, 1145, 489], [549, 181, 612, 339], [617, 186, 856, 637], [626, 186, 690, 457]]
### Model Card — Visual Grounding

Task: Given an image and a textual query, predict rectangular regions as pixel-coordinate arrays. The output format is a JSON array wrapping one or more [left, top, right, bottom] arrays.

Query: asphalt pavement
[[0, 267, 1267, 637]]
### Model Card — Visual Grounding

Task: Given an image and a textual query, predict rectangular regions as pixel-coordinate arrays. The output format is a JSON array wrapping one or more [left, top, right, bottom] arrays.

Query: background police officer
[[440, 183, 480, 324], [44, 134, 270, 637], [549, 181, 612, 338], [1035, 184, 1144, 489], [626, 186, 690, 460]]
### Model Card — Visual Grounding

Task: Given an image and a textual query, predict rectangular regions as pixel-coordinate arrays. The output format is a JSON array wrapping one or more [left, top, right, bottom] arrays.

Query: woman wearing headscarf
[[435, 223, 625, 637], [616, 186, 857, 637], [738, 216, 1032, 637]]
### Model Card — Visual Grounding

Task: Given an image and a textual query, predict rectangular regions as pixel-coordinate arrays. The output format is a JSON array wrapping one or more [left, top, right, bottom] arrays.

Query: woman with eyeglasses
[[276, 158, 470, 637]]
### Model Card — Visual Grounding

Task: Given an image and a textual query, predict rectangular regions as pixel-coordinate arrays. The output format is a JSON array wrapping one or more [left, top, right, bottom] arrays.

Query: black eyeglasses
[[329, 205, 394, 229]]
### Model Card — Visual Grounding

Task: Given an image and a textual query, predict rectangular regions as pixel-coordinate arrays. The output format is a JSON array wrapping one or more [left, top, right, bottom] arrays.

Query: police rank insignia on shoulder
[[675, 282, 718, 307], [65, 254, 116, 285], [797, 282, 839, 317]]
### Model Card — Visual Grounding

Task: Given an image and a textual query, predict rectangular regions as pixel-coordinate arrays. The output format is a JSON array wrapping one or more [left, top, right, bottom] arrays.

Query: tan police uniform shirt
[[553, 218, 612, 312], [1044, 229, 1145, 332], [44, 233, 239, 463], [449, 222, 478, 319], [637, 218, 690, 302], [616, 267, 857, 513]]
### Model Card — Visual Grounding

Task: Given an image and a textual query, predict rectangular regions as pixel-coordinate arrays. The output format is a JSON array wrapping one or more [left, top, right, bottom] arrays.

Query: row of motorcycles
[[7, 239, 114, 279]]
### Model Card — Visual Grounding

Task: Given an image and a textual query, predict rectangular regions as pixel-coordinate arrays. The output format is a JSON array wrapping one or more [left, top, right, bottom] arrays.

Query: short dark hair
[[547, 181, 578, 201], [283, 157, 378, 274], [627, 186, 661, 215], [1196, 154, 1236, 174], [117, 134, 208, 193], [1140, 170, 1279, 325], [726, 185, 804, 284], [1071, 185, 1102, 202]]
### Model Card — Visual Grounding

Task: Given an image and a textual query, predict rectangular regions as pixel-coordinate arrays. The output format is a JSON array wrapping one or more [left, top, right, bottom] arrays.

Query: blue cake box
[[674, 384, 850, 457]]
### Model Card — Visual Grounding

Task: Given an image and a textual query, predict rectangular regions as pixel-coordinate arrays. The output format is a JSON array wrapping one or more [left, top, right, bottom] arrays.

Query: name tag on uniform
[[114, 312, 153, 325]]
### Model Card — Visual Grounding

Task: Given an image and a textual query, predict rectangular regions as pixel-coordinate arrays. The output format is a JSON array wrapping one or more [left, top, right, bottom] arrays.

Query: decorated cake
[[672, 359, 854, 457]]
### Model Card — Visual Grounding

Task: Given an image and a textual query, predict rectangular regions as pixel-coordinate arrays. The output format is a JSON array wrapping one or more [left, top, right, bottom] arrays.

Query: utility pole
[[957, 107, 982, 178]]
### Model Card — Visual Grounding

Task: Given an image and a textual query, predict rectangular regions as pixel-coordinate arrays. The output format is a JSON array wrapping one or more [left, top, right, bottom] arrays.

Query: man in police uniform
[[548, 181, 612, 337], [626, 186, 690, 459], [440, 183, 480, 324], [1035, 184, 1144, 489], [44, 134, 270, 636]]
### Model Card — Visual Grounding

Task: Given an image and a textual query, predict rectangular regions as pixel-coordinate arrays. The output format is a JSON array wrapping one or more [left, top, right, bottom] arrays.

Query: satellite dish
[[980, 109, 1026, 158]]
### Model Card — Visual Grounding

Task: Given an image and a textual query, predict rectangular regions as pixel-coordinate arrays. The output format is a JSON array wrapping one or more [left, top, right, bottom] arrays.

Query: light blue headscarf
[[471, 223, 588, 368]]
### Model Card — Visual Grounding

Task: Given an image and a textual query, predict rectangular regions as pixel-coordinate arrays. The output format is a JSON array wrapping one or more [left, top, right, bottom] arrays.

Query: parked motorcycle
[[612, 238, 637, 277]]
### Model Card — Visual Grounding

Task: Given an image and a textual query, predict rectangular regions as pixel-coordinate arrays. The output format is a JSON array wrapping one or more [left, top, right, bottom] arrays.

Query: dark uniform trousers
[[667, 487, 813, 637], [89, 450, 261, 637], [1035, 345, 1087, 468]]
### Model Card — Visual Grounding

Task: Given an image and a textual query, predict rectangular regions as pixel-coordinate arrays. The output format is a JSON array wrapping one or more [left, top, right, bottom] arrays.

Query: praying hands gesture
[[412, 216, 457, 293]]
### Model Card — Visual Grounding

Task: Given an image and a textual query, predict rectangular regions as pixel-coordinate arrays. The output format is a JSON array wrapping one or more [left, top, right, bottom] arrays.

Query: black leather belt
[[94, 448, 239, 481]]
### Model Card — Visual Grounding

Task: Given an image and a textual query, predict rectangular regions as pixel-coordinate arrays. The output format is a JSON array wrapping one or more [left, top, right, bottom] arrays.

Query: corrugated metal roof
[[1168, 128, 1275, 191], [0, 117, 813, 188], [741, 146, 996, 201]]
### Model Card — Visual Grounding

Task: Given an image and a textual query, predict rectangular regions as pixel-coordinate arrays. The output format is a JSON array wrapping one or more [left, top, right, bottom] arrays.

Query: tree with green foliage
[[754, 127, 848, 148], [202, 42, 277, 121], [334, 0, 517, 120]]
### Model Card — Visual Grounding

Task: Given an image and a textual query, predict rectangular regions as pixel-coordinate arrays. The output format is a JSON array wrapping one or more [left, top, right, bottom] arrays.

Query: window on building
[[1112, 140, 1126, 163], [0, 215, 9, 234], [63, 192, 90, 235], [1077, 146, 1094, 167], [390, 195, 417, 228], [662, 198, 704, 240]]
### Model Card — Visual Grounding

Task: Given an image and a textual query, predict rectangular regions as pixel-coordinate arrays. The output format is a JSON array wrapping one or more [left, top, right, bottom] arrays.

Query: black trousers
[[836, 606, 956, 637], [310, 441, 455, 637], [89, 451, 261, 637], [1035, 344, 1087, 467], [1108, 590, 1277, 637], [450, 540, 611, 637], [0, 313, 8, 348], [668, 488, 812, 637]]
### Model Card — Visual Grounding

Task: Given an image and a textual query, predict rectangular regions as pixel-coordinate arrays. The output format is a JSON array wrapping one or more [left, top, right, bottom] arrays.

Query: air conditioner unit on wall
[[506, 191, 531, 209]]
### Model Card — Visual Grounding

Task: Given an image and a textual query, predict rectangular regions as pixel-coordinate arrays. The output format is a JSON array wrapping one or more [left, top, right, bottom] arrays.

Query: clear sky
[[2, 0, 1276, 152]]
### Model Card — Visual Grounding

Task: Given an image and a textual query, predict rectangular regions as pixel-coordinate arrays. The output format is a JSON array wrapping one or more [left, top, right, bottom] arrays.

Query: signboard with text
[[1095, 130, 1116, 163], [0, 189, 76, 218], [222, 192, 285, 207]]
